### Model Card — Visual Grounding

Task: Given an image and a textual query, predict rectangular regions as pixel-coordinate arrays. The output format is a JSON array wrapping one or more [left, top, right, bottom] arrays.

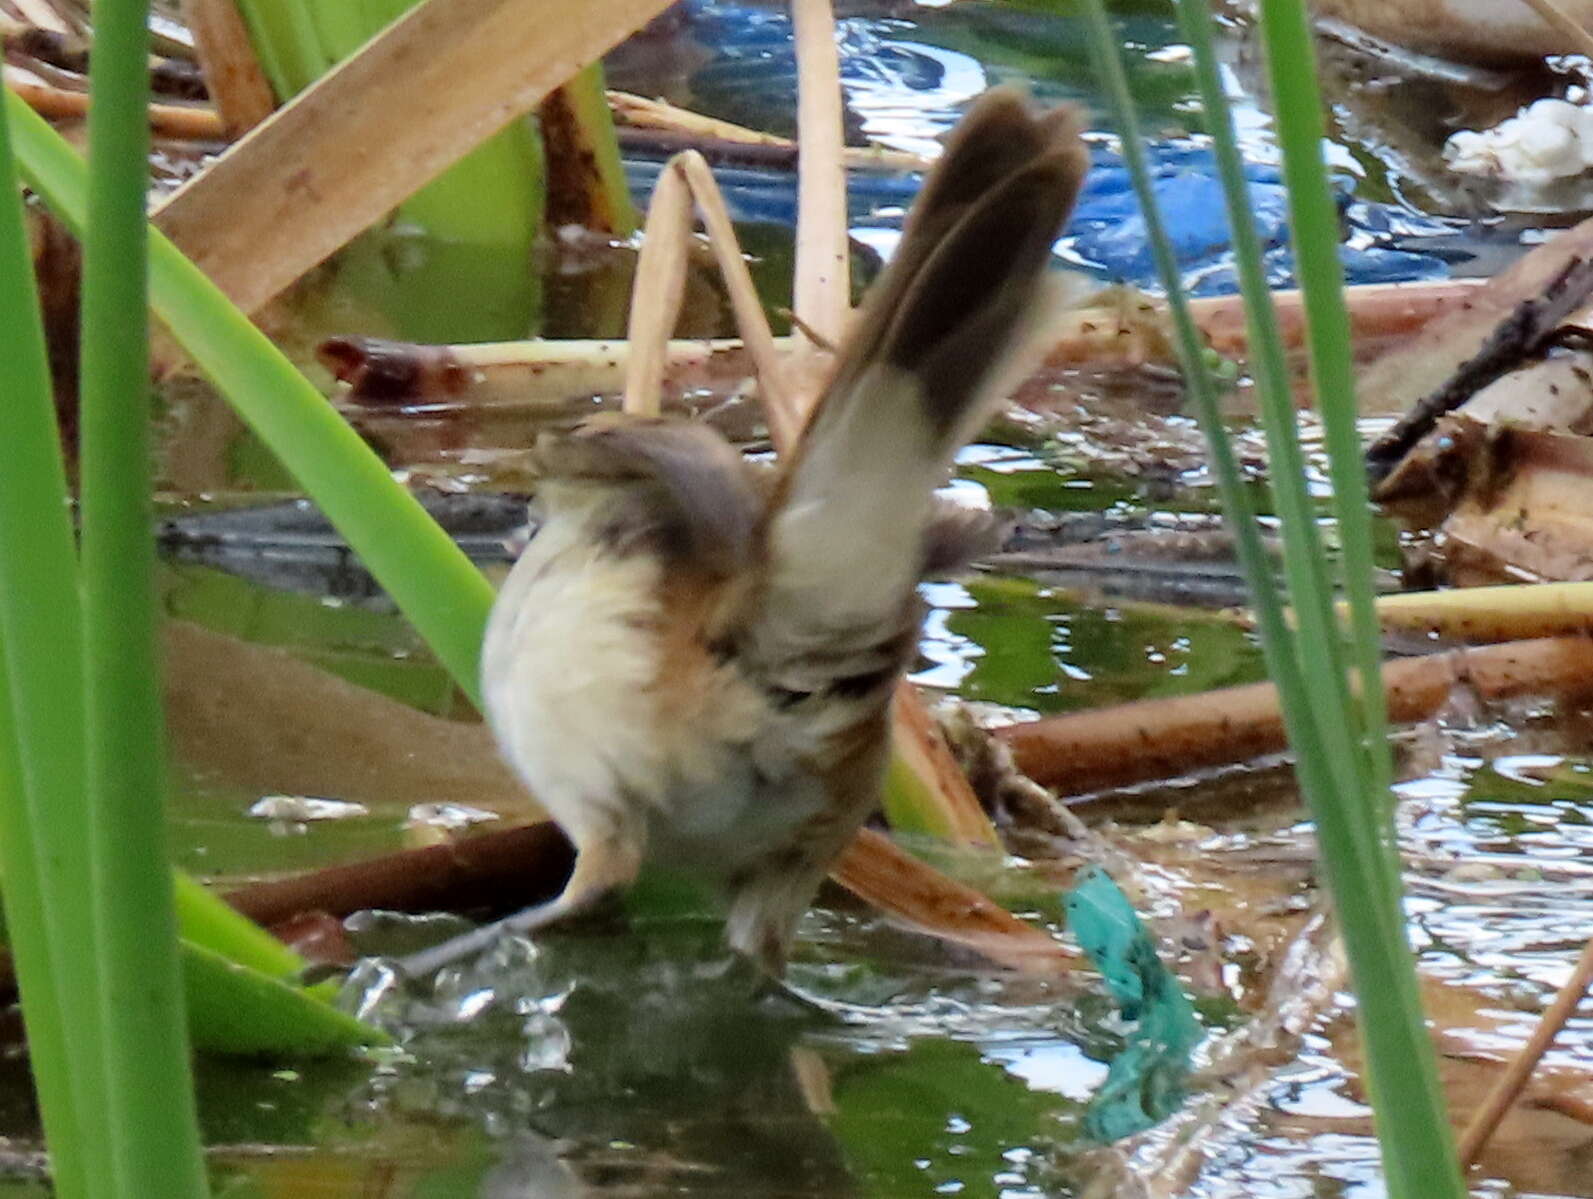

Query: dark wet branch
[[1366, 256, 1593, 486], [224, 822, 576, 928]]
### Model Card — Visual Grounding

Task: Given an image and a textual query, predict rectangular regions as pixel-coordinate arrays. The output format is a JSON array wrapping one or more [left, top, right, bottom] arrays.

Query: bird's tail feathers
[[755, 90, 1087, 672]]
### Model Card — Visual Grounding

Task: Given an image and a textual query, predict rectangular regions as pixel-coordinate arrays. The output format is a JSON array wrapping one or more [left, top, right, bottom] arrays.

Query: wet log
[[997, 636, 1593, 795], [320, 281, 1480, 409], [226, 822, 575, 927]]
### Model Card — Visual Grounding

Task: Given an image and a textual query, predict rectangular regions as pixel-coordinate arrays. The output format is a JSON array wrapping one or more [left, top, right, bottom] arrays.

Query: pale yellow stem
[[622, 159, 695, 417]]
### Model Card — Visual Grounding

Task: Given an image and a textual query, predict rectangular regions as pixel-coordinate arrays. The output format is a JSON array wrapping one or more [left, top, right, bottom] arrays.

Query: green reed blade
[[1254, 0, 1393, 800], [1076, 0, 1329, 779], [1081, 0, 1465, 1192], [77, 0, 209, 1189], [230, 0, 331, 100], [0, 73, 107, 1199], [179, 940, 386, 1054], [0, 645, 88, 1195], [1168, 0, 1401, 942], [6, 92, 497, 704], [1248, 2, 1462, 1192]]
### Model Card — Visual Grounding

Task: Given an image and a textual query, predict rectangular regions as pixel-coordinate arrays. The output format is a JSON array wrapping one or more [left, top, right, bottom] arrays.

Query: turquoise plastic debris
[[1065, 864, 1202, 1142]]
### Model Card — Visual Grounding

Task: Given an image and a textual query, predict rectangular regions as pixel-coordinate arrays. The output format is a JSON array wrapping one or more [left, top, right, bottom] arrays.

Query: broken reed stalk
[[997, 636, 1593, 797], [6, 74, 226, 139], [538, 64, 640, 237], [1457, 934, 1593, 1165], [883, 689, 1012, 844], [1365, 256, 1593, 481], [622, 158, 694, 417], [672, 151, 803, 447], [1358, 213, 1593, 418], [150, 0, 675, 315], [176, 0, 274, 136]]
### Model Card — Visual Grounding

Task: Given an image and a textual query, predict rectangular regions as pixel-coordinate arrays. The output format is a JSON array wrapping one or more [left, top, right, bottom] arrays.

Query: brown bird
[[399, 88, 1087, 980]]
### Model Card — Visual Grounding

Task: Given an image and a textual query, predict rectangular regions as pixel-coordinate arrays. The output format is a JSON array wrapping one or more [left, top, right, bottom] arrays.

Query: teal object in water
[[1065, 865, 1202, 1142]]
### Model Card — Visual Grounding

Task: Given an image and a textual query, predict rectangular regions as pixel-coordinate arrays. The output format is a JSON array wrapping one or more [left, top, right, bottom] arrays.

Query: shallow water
[[98, 2, 1593, 1196], [143, 413, 1593, 1198]]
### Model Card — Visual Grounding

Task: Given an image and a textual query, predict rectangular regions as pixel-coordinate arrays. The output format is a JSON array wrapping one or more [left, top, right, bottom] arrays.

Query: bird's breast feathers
[[482, 491, 850, 871]]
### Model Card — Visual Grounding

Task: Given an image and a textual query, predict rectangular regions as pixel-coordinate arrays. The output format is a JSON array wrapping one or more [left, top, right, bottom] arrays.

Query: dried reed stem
[[789, 0, 848, 360], [609, 89, 929, 172], [674, 150, 803, 447], [1457, 935, 1593, 1164], [177, 0, 275, 137], [622, 158, 694, 417], [832, 829, 1076, 975], [6, 73, 226, 138]]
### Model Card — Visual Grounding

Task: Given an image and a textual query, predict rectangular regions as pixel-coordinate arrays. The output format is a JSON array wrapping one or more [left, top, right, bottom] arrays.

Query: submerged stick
[[1457, 935, 1593, 1165], [226, 823, 575, 927], [221, 820, 1072, 975], [999, 636, 1593, 796], [832, 829, 1076, 975]]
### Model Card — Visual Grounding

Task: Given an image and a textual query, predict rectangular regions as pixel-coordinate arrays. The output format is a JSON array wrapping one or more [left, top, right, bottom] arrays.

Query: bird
[[397, 88, 1088, 981]]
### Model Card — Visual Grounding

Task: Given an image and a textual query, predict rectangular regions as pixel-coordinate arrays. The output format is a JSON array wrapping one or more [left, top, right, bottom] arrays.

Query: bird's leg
[[393, 835, 642, 980], [750, 970, 843, 1019]]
